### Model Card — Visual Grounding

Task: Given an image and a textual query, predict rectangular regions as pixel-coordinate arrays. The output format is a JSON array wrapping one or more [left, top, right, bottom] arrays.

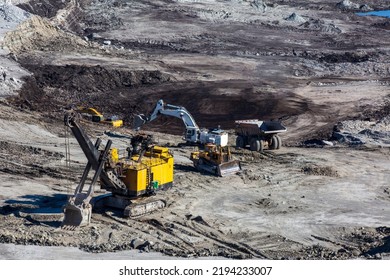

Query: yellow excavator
[[190, 143, 241, 177], [62, 111, 173, 228], [76, 107, 123, 127]]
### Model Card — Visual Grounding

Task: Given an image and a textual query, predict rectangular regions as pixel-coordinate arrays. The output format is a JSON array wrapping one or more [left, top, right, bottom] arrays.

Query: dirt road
[[0, 0, 389, 259]]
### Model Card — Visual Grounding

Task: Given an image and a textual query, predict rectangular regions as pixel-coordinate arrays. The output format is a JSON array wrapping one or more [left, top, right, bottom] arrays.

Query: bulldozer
[[62, 111, 173, 229], [190, 143, 241, 177]]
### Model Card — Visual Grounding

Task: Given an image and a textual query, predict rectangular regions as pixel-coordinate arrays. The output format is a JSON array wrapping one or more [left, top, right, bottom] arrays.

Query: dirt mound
[[3, 15, 88, 53], [332, 116, 390, 147], [11, 57, 312, 134], [336, 0, 360, 10], [21, 64, 172, 93], [285, 13, 306, 24], [251, 0, 267, 12], [300, 19, 342, 34], [16, 0, 68, 18], [9, 63, 172, 124], [81, 0, 123, 34], [336, 0, 371, 11]]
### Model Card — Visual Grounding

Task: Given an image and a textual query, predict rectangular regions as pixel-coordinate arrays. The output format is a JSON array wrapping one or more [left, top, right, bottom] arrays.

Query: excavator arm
[[64, 111, 128, 194], [64, 112, 101, 168], [133, 99, 200, 143], [62, 111, 127, 228]]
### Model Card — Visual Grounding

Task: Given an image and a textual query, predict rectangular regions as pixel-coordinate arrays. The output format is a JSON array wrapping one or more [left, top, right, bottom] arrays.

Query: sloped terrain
[[0, 0, 389, 259]]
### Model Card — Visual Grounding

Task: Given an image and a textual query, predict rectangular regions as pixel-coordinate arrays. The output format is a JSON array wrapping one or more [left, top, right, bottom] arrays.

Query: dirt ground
[[0, 0, 389, 260]]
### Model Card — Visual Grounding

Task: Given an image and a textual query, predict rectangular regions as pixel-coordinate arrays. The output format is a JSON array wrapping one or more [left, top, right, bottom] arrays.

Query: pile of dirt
[[336, 0, 371, 11], [250, 0, 267, 12], [20, 64, 172, 93], [332, 116, 390, 147], [16, 0, 68, 18], [285, 13, 306, 24], [3, 15, 88, 53], [336, 0, 360, 10], [339, 227, 390, 259], [8, 63, 172, 126], [81, 0, 123, 34], [300, 19, 342, 34]]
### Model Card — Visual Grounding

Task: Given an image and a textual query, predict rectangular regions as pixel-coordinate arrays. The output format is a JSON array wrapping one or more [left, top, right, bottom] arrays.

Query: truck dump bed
[[235, 119, 287, 135]]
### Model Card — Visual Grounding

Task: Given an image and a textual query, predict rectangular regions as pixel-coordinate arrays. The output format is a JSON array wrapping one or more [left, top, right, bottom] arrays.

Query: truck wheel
[[270, 136, 278, 150], [250, 139, 262, 152], [259, 140, 264, 152], [276, 135, 282, 149], [236, 135, 245, 148]]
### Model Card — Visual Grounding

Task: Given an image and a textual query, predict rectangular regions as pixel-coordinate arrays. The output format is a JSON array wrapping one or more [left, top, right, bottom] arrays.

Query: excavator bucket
[[133, 114, 147, 130], [217, 160, 242, 177], [61, 194, 92, 229]]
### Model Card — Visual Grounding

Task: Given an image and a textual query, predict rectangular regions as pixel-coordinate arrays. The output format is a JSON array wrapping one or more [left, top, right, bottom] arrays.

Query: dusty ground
[[0, 0, 389, 259]]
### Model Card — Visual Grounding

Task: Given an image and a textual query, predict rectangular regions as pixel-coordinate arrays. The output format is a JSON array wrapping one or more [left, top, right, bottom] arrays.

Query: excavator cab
[[185, 128, 198, 143]]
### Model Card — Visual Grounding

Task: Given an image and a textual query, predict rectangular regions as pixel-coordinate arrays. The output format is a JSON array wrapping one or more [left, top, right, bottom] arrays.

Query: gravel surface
[[0, 0, 389, 260]]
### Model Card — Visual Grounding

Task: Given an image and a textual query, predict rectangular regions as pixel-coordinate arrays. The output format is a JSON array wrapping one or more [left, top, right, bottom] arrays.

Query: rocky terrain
[[0, 0, 389, 259]]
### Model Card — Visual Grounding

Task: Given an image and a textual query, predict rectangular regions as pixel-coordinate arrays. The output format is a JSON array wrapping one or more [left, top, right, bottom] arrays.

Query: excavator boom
[[62, 112, 116, 228], [133, 99, 228, 146]]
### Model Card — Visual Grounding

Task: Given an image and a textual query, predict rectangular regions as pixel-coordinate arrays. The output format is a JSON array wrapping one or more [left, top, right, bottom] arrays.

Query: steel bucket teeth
[[61, 203, 92, 229]]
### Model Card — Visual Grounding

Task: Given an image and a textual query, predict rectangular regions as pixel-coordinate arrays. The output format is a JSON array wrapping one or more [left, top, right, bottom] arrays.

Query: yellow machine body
[[104, 119, 123, 128], [108, 146, 174, 197]]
